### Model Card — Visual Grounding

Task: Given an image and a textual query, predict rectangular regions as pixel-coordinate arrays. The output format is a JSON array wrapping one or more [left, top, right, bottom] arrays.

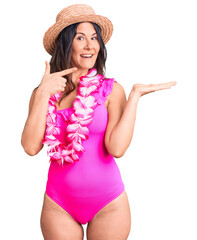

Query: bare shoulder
[[107, 81, 126, 108], [28, 87, 39, 113], [111, 81, 125, 95]]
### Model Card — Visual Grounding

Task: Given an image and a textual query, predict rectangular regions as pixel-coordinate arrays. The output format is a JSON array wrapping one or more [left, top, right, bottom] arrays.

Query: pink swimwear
[[44, 71, 125, 225]]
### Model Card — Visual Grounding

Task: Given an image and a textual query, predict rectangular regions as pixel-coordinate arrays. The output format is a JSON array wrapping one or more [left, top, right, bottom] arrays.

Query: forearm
[[21, 88, 50, 155], [108, 90, 140, 157]]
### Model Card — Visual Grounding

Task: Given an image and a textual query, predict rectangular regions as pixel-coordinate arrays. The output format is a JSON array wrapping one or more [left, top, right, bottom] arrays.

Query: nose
[[84, 38, 93, 50]]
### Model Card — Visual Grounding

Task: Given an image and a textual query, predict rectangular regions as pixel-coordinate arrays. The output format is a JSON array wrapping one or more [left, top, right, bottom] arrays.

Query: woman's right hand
[[39, 61, 77, 96]]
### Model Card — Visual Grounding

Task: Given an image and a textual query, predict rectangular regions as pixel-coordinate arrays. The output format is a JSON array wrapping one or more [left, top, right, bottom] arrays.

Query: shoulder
[[30, 87, 38, 102], [112, 81, 125, 94], [103, 79, 126, 111], [28, 87, 39, 113], [31, 87, 39, 97], [108, 81, 126, 103]]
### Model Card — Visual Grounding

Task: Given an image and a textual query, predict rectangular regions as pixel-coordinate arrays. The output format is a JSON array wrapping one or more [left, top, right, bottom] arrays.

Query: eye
[[77, 36, 84, 40], [91, 36, 98, 40]]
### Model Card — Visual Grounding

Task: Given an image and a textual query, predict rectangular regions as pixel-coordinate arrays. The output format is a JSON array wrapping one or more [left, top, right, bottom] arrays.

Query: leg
[[86, 190, 131, 240], [40, 192, 84, 240]]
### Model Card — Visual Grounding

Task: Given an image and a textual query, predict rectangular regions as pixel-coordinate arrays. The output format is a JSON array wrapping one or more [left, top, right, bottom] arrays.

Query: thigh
[[86, 190, 131, 240], [40, 192, 84, 240]]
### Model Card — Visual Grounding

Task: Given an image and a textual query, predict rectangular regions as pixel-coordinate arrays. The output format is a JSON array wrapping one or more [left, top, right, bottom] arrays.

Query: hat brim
[[43, 15, 113, 55]]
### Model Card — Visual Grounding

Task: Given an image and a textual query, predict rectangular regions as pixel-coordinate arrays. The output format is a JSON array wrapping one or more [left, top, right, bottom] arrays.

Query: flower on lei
[[42, 69, 106, 166]]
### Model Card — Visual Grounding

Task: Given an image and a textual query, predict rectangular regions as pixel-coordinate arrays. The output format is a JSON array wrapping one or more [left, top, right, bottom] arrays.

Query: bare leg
[[86, 190, 131, 240], [40, 192, 84, 240]]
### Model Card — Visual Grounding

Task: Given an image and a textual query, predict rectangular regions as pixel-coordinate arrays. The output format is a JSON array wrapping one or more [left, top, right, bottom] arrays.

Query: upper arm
[[28, 87, 38, 115], [21, 87, 44, 155], [104, 81, 127, 149]]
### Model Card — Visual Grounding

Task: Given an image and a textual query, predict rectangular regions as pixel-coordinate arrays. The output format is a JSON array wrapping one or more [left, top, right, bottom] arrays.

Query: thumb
[[44, 61, 50, 75]]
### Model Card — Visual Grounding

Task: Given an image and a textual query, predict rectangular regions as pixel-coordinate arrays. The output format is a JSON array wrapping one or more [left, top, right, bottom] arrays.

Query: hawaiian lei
[[42, 69, 113, 166]]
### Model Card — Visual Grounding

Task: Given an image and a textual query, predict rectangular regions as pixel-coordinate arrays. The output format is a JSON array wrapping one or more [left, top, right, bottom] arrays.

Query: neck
[[72, 68, 90, 86]]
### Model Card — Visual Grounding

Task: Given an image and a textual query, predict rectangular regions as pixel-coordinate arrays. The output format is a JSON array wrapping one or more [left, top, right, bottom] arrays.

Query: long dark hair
[[49, 22, 107, 103]]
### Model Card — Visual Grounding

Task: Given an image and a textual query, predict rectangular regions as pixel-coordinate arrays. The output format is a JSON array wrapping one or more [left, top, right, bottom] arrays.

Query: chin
[[79, 63, 96, 71]]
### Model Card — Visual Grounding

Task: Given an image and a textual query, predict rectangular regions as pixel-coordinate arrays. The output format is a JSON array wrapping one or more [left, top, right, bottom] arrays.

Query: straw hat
[[43, 4, 113, 55]]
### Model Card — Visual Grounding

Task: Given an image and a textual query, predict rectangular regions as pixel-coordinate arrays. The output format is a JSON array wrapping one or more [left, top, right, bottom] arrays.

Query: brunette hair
[[49, 22, 107, 103]]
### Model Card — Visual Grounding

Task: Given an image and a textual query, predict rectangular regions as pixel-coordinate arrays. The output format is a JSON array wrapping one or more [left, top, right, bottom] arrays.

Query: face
[[71, 22, 100, 71]]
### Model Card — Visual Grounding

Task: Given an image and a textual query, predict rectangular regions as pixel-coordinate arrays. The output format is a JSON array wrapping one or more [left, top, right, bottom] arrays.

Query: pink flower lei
[[42, 69, 105, 166]]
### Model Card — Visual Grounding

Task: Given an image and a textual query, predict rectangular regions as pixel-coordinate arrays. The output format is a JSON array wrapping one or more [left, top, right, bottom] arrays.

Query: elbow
[[113, 150, 125, 158], [105, 139, 127, 158], [21, 138, 42, 156], [24, 148, 38, 156], [22, 145, 39, 156], [108, 146, 126, 158]]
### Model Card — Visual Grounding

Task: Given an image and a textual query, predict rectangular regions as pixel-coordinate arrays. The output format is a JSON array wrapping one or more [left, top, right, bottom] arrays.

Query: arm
[[104, 82, 140, 158], [105, 80, 177, 158], [21, 61, 77, 156], [21, 88, 50, 156]]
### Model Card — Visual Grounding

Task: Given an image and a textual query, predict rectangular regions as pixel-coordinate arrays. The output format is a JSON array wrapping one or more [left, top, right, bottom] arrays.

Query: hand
[[39, 61, 77, 96], [131, 81, 177, 98]]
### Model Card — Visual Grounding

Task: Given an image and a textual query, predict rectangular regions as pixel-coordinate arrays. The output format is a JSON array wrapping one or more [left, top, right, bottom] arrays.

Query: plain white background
[[0, 0, 196, 239]]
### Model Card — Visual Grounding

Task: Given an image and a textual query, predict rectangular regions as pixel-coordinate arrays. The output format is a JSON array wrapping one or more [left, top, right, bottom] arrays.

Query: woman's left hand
[[130, 81, 177, 98]]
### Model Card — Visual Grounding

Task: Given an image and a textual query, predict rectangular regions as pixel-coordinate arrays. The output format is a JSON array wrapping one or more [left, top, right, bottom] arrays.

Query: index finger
[[56, 67, 78, 76]]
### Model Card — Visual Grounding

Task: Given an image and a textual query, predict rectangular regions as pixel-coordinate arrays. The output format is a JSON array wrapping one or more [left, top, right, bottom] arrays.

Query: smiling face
[[71, 22, 100, 72]]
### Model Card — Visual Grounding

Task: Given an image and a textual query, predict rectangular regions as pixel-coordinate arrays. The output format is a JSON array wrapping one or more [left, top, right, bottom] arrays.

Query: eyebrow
[[76, 32, 97, 36]]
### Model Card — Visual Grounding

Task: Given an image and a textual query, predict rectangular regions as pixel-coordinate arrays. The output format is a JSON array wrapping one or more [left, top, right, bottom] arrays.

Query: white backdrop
[[0, 0, 197, 239]]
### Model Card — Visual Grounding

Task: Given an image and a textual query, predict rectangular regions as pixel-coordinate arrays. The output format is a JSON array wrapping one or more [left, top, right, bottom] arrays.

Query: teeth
[[81, 55, 93, 58]]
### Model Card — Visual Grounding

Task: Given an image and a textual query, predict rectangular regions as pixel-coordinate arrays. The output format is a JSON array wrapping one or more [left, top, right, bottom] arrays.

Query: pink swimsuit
[[45, 74, 125, 225]]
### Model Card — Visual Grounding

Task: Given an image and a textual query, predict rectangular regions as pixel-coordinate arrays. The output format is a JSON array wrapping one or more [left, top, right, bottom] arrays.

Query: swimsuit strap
[[42, 69, 114, 166]]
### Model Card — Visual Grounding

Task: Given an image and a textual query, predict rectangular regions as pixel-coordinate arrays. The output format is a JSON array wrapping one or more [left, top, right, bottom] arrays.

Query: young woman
[[21, 4, 176, 240]]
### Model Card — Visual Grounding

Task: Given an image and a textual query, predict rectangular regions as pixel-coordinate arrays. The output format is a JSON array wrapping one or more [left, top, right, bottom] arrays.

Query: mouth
[[80, 54, 93, 58]]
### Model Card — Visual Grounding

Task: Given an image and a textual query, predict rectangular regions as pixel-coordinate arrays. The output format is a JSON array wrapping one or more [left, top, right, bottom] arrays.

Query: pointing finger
[[56, 67, 78, 76]]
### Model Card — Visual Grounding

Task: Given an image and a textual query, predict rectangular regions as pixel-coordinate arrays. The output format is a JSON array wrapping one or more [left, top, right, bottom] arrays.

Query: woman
[[21, 4, 176, 240]]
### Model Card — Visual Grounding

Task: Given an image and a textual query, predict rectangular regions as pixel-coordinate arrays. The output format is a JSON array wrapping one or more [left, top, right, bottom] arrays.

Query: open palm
[[132, 81, 177, 97]]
